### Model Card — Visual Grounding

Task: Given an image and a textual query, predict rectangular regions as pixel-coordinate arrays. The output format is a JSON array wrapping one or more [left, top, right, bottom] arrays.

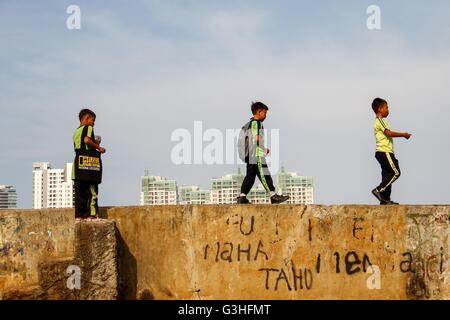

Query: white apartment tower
[[140, 170, 178, 205], [210, 169, 244, 204], [32, 162, 74, 209], [247, 185, 271, 204], [179, 186, 211, 205], [277, 167, 314, 204]]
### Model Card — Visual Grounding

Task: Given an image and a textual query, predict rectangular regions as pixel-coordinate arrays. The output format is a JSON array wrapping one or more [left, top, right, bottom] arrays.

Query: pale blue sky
[[1, 1, 449, 208]]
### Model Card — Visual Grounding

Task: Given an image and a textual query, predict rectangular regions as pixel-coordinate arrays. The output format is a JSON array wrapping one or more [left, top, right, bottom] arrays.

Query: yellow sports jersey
[[374, 118, 394, 153]]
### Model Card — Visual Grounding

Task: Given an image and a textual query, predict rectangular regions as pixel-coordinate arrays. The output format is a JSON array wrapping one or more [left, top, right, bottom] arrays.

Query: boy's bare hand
[[98, 147, 106, 154], [264, 148, 270, 155], [404, 133, 412, 140]]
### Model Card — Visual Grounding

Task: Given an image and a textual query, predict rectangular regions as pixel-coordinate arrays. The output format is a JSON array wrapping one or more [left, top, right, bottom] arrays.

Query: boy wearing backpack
[[237, 102, 290, 204]]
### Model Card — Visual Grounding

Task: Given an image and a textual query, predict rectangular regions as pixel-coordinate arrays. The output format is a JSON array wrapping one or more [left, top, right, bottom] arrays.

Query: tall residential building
[[210, 168, 244, 204], [277, 167, 314, 204], [179, 186, 211, 205], [247, 185, 271, 204], [140, 170, 178, 205], [32, 162, 74, 209], [0, 185, 17, 209]]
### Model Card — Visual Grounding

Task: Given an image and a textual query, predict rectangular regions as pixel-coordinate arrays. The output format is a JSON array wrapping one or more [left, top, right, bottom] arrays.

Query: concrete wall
[[1, 205, 449, 300], [0, 209, 117, 299], [0, 209, 74, 298], [105, 205, 449, 300]]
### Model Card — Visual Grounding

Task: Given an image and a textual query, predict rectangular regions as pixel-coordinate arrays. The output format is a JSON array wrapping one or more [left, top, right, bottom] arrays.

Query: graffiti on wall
[[200, 208, 448, 296]]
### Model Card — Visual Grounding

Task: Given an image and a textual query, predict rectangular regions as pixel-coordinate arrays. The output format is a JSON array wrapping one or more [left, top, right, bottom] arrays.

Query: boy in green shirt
[[371, 98, 411, 205], [237, 102, 289, 204], [72, 109, 106, 220]]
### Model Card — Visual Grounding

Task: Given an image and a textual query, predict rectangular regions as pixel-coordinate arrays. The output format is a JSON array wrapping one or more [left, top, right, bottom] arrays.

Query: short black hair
[[251, 101, 269, 115], [372, 98, 387, 114], [79, 108, 96, 121]]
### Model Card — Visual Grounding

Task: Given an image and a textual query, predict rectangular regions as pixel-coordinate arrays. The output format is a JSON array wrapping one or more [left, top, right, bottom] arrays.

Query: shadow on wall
[[100, 208, 153, 300], [115, 228, 139, 300], [99, 207, 140, 299]]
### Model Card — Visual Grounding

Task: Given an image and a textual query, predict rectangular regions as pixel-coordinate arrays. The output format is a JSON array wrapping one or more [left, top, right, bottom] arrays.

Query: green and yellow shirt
[[250, 119, 265, 157], [374, 117, 394, 153], [72, 125, 94, 180]]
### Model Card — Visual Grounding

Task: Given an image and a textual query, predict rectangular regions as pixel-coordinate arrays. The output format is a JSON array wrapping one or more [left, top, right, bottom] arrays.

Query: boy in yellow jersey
[[72, 109, 106, 220], [371, 98, 411, 205]]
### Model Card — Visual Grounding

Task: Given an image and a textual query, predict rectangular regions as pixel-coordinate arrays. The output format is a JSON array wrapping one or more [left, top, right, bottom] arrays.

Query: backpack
[[238, 120, 252, 162]]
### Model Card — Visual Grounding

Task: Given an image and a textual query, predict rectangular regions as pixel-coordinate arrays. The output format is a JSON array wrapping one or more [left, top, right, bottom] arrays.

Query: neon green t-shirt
[[374, 118, 394, 153], [250, 119, 265, 157]]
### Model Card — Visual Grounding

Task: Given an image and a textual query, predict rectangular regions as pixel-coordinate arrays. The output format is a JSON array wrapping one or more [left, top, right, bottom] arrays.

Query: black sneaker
[[271, 194, 289, 204], [372, 188, 387, 203], [237, 196, 251, 204], [385, 200, 399, 205]]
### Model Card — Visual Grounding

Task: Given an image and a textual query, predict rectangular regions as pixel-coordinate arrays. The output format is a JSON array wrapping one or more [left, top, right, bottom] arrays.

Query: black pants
[[375, 152, 401, 200], [241, 156, 275, 195], [74, 180, 99, 218]]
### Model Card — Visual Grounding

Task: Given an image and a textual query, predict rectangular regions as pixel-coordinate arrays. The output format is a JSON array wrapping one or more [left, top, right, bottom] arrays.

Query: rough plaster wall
[[0, 209, 74, 298], [107, 205, 449, 300], [0, 210, 117, 300], [1, 205, 448, 300]]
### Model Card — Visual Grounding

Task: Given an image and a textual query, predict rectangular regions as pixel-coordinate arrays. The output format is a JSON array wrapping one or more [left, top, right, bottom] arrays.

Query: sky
[[1, 0, 449, 208]]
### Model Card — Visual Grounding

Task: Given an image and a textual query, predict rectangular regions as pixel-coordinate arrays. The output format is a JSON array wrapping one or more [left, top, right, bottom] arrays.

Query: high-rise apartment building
[[32, 162, 74, 209], [179, 186, 211, 205], [210, 169, 244, 204], [140, 170, 178, 205], [0, 185, 17, 209], [247, 185, 271, 204], [277, 167, 314, 204]]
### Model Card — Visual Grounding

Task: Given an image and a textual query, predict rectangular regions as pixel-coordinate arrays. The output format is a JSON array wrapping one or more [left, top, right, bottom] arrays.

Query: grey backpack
[[238, 121, 252, 162]]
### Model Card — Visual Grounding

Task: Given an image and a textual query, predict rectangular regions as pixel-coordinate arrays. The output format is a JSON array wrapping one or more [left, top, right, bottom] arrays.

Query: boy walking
[[237, 102, 290, 204], [371, 98, 411, 205], [72, 109, 106, 220]]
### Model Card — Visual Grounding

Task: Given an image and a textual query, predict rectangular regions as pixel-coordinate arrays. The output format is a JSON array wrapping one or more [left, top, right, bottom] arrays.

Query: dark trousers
[[241, 156, 275, 195], [375, 152, 401, 200], [74, 180, 99, 218]]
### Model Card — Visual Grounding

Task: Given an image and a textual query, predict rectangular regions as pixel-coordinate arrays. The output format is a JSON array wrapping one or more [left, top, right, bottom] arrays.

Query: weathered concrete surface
[[35, 221, 118, 300], [0, 209, 74, 299], [0, 209, 117, 300], [105, 205, 449, 300], [1, 205, 449, 300]]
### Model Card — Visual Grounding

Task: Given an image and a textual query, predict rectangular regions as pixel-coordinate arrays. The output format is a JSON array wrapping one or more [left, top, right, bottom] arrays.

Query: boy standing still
[[371, 98, 411, 205], [72, 109, 106, 220], [237, 102, 290, 204]]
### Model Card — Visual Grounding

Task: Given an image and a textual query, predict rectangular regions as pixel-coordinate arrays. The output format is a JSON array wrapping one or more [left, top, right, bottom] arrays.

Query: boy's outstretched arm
[[83, 136, 106, 153], [384, 129, 412, 139]]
